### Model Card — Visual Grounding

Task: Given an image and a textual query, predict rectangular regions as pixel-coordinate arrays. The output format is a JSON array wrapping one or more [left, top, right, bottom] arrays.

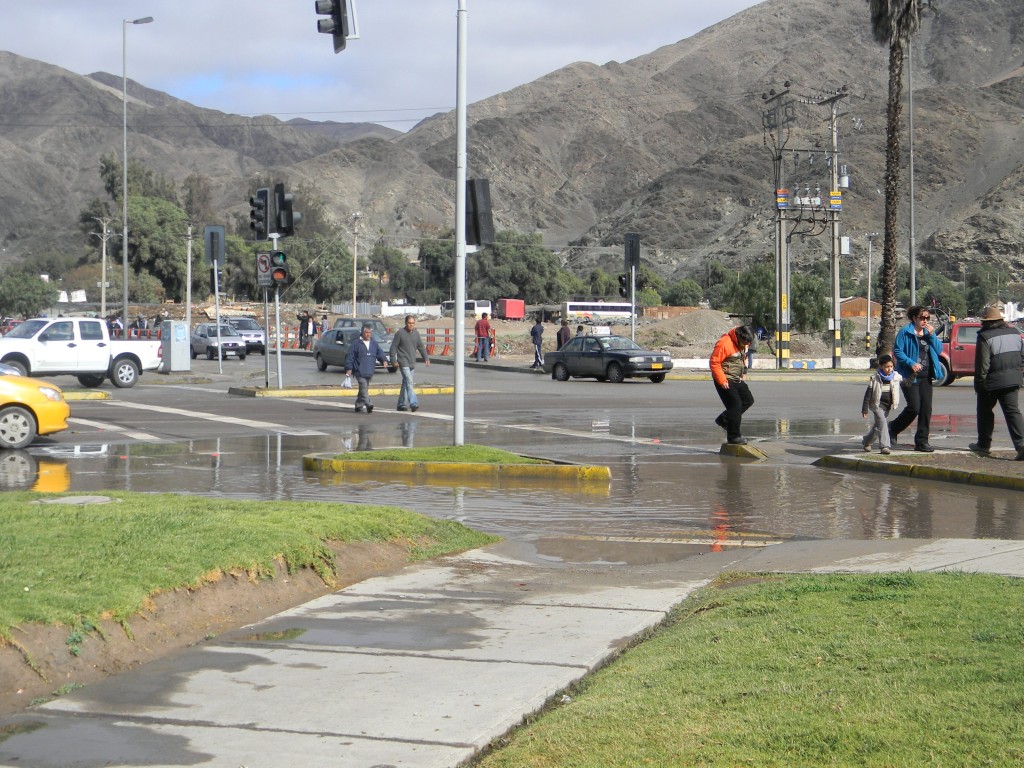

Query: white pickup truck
[[0, 317, 162, 388]]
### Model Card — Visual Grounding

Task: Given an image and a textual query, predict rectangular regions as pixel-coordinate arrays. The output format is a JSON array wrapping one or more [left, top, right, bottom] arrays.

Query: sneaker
[[410, 404, 419, 412], [397, 406, 408, 412], [715, 414, 727, 430], [888, 428, 898, 445], [727, 437, 748, 445], [862, 441, 872, 452], [354, 406, 364, 413], [968, 442, 991, 456], [915, 444, 935, 453], [366, 404, 374, 414], [1016, 448, 1024, 462], [880, 447, 891, 455]]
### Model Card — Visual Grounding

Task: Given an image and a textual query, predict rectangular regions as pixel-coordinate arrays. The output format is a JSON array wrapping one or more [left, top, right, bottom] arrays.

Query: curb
[[814, 454, 1024, 492], [228, 385, 454, 398], [302, 452, 612, 483], [719, 442, 768, 459], [63, 390, 110, 401]]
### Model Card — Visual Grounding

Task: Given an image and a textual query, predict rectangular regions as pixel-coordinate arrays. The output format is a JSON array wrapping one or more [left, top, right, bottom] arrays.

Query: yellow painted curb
[[302, 453, 611, 484], [815, 454, 1024, 492], [229, 385, 454, 398], [64, 391, 110, 401], [719, 442, 767, 459]]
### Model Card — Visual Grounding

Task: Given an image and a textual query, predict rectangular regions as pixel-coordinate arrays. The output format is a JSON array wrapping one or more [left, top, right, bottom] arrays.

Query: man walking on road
[[345, 324, 389, 414], [970, 305, 1024, 460], [390, 315, 430, 412], [710, 325, 754, 445], [530, 316, 545, 369]]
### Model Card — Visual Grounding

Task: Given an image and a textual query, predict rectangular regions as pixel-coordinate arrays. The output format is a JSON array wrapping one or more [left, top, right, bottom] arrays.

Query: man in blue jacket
[[969, 305, 1024, 460], [345, 324, 389, 413]]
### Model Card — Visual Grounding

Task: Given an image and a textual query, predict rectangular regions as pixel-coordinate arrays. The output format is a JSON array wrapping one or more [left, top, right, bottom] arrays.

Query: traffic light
[[618, 273, 630, 299], [274, 182, 301, 237], [249, 187, 269, 241], [315, 0, 349, 53], [270, 251, 288, 285], [624, 233, 641, 271], [466, 178, 495, 246]]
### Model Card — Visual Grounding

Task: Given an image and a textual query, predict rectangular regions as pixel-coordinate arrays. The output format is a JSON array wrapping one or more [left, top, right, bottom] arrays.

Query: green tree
[[868, 0, 927, 353], [663, 278, 704, 307], [182, 173, 215, 226], [586, 269, 617, 299], [128, 196, 190, 301], [467, 232, 571, 303], [721, 263, 776, 333], [0, 266, 59, 318], [791, 271, 830, 332]]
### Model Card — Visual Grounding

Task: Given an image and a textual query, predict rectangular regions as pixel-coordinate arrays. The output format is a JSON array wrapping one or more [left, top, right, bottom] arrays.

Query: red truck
[[938, 320, 1024, 386]]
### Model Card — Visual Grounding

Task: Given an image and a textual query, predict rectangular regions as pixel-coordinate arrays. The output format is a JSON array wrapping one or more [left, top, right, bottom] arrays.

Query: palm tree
[[868, 0, 926, 354]]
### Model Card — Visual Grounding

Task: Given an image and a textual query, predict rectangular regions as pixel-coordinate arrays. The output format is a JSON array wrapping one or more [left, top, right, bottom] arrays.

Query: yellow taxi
[[0, 373, 70, 449]]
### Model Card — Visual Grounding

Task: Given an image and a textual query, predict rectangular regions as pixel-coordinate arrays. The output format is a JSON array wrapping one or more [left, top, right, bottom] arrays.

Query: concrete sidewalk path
[[2, 538, 1023, 767]]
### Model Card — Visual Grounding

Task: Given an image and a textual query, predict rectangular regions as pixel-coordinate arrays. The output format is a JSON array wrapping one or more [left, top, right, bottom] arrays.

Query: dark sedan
[[544, 334, 673, 383]]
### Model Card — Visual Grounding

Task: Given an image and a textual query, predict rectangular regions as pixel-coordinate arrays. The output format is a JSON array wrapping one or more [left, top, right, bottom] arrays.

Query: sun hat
[[980, 305, 1003, 321]]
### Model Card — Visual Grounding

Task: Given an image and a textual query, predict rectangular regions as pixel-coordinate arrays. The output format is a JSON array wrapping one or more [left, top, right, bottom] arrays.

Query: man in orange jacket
[[710, 325, 755, 445]]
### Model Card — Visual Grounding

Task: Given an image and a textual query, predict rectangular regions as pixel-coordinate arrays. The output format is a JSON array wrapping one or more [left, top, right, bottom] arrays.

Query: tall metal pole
[[866, 231, 878, 349], [351, 212, 361, 316], [453, 0, 468, 445], [830, 99, 842, 369], [122, 16, 153, 335], [185, 223, 193, 333]]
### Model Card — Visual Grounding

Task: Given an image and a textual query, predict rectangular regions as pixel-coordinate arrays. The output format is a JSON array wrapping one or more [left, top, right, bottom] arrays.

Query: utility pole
[[90, 216, 116, 319], [351, 212, 361, 316], [865, 232, 879, 351]]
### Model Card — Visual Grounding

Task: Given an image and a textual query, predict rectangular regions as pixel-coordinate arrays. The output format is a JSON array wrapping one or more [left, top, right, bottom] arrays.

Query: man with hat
[[969, 305, 1024, 460]]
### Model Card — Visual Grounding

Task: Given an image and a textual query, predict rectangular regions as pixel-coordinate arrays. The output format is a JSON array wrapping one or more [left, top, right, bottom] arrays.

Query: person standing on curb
[[530, 316, 545, 369], [710, 324, 754, 445], [556, 319, 571, 350], [474, 312, 492, 362], [345, 323, 388, 414], [969, 305, 1024, 460], [861, 354, 902, 455], [390, 314, 430, 412], [890, 305, 944, 452]]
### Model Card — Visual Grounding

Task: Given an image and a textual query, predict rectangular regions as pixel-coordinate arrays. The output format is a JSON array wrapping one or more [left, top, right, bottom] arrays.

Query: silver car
[[331, 317, 393, 358], [225, 317, 266, 354], [190, 324, 247, 360]]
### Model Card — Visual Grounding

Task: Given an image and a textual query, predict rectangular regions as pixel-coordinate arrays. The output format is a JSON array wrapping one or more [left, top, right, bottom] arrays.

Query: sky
[[2, 1, 762, 131]]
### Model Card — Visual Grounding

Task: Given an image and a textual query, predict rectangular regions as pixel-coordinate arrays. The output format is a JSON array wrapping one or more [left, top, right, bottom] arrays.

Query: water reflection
[[18, 421, 1023, 547]]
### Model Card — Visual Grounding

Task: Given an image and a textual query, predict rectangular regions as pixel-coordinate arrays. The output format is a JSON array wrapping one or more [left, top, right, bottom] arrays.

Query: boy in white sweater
[[861, 354, 903, 454]]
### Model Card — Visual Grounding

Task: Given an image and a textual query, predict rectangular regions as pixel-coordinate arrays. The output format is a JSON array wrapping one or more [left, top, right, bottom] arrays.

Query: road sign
[[256, 251, 273, 288]]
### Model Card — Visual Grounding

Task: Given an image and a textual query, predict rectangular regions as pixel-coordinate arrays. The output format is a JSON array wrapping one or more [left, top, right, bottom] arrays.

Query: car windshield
[[598, 336, 643, 352], [229, 318, 261, 331], [201, 326, 239, 336], [4, 319, 48, 339]]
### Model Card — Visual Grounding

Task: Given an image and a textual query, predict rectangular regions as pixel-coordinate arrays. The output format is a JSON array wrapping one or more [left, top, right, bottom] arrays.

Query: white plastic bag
[[342, 374, 353, 389]]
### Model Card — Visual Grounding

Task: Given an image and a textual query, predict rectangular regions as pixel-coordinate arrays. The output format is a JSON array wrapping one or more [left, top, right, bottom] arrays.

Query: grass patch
[[476, 572, 1024, 767], [0, 491, 496, 642], [341, 444, 547, 464]]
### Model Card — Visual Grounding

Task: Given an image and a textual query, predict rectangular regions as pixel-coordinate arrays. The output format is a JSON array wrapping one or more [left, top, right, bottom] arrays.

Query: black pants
[[976, 386, 1024, 451], [714, 380, 754, 441], [891, 377, 933, 448]]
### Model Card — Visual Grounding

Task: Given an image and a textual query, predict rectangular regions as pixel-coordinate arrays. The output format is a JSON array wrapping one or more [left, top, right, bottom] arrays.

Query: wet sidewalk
[[2, 533, 1022, 767]]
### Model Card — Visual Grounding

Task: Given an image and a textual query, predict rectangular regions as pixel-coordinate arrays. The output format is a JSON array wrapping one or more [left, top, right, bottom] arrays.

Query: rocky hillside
[[1, 0, 1023, 287]]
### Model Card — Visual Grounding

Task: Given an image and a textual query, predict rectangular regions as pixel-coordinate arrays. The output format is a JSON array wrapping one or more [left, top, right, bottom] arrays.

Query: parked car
[[225, 317, 266, 354], [0, 373, 70, 449], [190, 324, 247, 360], [544, 334, 673, 383], [314, 328, 361, 372], [332, 317, 394, 359], [0, 363, 23, 376]]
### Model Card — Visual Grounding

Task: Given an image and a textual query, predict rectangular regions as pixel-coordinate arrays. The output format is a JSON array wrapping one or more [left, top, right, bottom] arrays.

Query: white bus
[[440, 299, 492, 319], [561, 301, 633, 322]]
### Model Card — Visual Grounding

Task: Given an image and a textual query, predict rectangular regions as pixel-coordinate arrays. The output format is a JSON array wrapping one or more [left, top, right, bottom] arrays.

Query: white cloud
[[2, 0, 762, 129]]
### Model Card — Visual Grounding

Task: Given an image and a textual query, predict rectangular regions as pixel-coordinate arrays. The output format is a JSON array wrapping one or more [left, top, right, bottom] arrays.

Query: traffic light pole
[[270, 232, 284, 389], [630, 265, 636, 342]]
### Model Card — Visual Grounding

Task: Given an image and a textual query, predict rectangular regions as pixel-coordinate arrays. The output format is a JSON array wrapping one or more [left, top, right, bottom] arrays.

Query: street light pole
[[122, 15, 154, 335], [351, 212, 361, 316]]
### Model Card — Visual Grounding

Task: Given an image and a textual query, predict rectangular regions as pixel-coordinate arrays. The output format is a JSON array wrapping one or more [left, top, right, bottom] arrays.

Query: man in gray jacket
[[389, 314, 430, 412], [970, 305, 1024, 460]]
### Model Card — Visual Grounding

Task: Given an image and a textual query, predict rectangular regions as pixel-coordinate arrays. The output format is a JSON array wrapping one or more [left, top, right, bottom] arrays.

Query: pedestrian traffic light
[[618, 273, 630, 299], [270, 251, 288, 285], [315, 0, 349, 53], [249, 188, 269, 241], [466, 178, 495, 246], [274, 182, 302, 237]]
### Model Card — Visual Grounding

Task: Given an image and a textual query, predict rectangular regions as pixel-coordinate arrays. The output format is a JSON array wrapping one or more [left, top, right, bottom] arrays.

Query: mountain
[[1, 0, 1024, 287]]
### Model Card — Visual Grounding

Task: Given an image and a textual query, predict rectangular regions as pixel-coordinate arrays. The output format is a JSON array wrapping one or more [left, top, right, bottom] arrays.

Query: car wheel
[[111, 358, 139, 388], [77, 374, 106, 388], [316, 353, 328, 372], [553, 363, 569, 381], [0, 406, 37, 450], [3, 360, 27, 376], [606, 362, 625, 383], [239, 353, 246, 361], [938, 363, 955, 386], [650, 373, 666, 383], [190, 345, 197, 360], [207, 348, 215, 360]]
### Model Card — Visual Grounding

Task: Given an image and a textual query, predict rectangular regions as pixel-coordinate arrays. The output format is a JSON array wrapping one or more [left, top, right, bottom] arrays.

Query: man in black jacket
[[969, 305, 1024, 460]]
